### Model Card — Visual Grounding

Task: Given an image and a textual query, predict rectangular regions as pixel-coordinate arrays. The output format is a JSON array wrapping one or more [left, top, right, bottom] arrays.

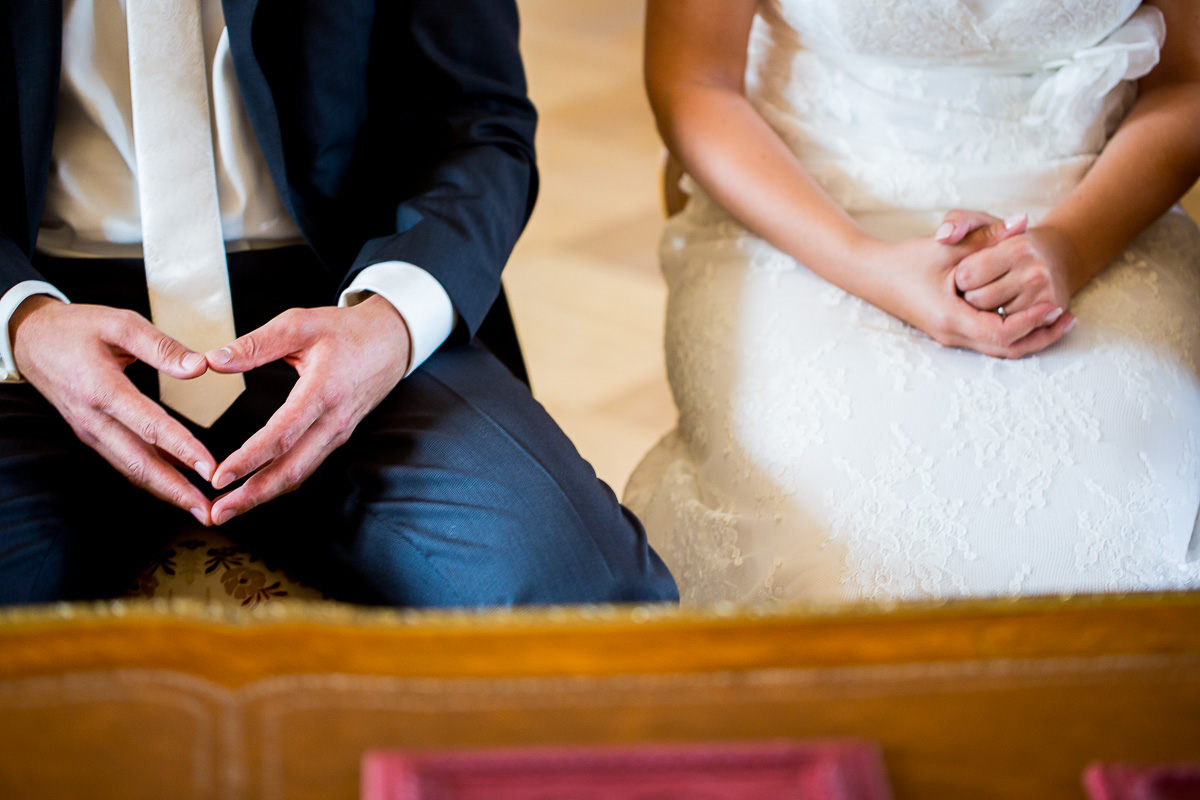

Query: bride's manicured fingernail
[[1004, 213, 1028, 230], [935, 222, 955, 241], [1064, 317, 1077, 333], [1044, 307, 1064, 324]]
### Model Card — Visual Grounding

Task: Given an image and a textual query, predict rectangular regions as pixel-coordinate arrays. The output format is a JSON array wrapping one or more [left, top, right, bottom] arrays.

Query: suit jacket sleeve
[[343, 0, 539, 341], [0, 235, 45, 294], [0, 0, 58, 297]]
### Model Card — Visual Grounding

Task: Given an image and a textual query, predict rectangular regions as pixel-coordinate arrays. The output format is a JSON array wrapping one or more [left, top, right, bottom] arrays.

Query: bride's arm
[[1046, 0, 1200, 279], [956, 0, 1200, 312], [646, 0, 1071, 358], [645, 0, 863, 290]]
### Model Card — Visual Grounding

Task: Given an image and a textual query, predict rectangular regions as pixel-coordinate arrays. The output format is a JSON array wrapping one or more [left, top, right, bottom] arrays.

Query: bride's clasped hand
[[954, 219, 1078, 329], [853, 210, 1074, 360]]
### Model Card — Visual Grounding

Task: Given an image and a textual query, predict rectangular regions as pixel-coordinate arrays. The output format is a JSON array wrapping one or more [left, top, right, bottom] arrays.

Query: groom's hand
[[10, 297, 217, 524], [204, 295, 411, 525]]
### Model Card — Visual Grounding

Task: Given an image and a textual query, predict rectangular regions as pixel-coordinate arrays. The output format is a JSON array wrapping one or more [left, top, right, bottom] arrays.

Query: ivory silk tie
[[126, 0, 244, 427]]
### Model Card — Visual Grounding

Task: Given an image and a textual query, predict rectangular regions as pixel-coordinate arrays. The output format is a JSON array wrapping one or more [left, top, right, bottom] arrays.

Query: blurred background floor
[[507, 0, 1200, 497], [507, 0, 670, 496]]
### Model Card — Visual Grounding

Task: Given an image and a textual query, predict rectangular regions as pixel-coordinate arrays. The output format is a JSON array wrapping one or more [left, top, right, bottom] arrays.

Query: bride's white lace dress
[[624, 0, 1200, 604]]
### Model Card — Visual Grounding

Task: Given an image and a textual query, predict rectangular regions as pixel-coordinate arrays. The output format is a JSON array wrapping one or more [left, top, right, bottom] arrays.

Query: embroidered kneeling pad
[[123, 528, 326, 610]]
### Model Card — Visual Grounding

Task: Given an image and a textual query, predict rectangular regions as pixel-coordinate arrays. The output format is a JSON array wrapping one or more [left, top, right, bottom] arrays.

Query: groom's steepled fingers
[[8, 297, 218, 524], [204, 295, 411, 524]]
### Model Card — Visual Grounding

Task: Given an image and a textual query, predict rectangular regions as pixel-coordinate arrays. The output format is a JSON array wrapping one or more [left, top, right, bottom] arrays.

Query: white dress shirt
[[0, 0, 455, 381]]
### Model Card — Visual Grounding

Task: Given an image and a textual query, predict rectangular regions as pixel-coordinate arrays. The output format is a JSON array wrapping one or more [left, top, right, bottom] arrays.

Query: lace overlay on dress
[[625, 0, 1200, 604]]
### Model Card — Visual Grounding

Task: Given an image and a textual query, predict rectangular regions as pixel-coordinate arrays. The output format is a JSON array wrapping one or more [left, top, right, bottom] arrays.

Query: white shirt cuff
[[0, 281, 71, 382], [338, 261, 455, 377]]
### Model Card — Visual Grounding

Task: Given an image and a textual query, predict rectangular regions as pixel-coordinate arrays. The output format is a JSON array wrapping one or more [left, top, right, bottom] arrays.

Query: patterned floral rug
[[124, 529, 327, 611]]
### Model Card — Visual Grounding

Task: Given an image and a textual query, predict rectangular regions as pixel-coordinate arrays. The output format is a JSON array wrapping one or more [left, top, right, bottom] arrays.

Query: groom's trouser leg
[[0, 248, 678, 606], [227, 343, 679, 606], [0, 381, 184, 602]]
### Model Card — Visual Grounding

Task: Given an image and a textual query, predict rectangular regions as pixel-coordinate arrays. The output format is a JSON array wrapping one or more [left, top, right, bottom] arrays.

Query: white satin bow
[[1023, 6, 1165, 154]]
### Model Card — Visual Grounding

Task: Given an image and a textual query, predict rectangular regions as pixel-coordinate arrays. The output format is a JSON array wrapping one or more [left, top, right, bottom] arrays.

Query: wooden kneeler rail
[[0, 592, 1197, 800]]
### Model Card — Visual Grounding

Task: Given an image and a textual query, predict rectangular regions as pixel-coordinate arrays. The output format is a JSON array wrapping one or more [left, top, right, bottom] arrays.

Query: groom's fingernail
[[213, 471, 235, 490], [1044, 307, 1064, 324], [190, 507, 208, 526], [215, 509, 235, 526], [194, 460, 214, 482], [181, 352, 205, 371], [208, 348, 233, 365], [934, 222, 955, 242], [1004, 212, 1028, 230]]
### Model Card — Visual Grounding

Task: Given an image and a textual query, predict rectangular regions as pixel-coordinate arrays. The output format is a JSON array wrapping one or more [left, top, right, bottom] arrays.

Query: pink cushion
[[1084, 763, 1200, 800], [363, 740, 892, 800]]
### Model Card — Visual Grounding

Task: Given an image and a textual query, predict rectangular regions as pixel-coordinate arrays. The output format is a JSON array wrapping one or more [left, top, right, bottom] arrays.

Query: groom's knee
[[337, 449, 678, 607], [327, 347, 679, 607], [474, 480, 679, 607]]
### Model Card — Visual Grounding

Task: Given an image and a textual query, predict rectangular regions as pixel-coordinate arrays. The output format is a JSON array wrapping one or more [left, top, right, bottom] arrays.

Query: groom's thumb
[[205, 310, 310, 373]]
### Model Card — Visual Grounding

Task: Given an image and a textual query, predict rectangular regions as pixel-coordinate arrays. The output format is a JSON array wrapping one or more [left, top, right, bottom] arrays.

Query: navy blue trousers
[[0, 248, 678, 606]]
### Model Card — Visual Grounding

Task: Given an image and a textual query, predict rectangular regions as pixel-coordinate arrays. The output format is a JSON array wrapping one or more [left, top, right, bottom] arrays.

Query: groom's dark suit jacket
[[0, 0, 538, 376]]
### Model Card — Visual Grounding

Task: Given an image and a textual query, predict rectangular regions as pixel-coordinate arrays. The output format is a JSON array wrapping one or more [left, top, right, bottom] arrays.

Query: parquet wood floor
[[509, 0, 670, 495], [509, 0, 1200, 496]]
